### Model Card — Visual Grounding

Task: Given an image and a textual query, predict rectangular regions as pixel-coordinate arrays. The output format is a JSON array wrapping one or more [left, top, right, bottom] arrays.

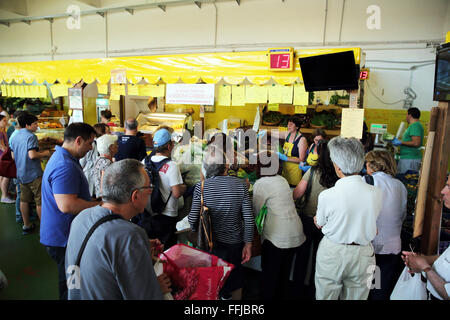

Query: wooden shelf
[[260, 125, 340, 136]]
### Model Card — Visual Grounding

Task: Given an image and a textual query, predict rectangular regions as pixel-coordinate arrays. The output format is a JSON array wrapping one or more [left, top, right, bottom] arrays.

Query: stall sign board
[[68, 88, 83, 110], [111, 69, 127, 84], [166, 84, 215, 105], [360, 68, 370, 80], [268, 48, 294, 71]]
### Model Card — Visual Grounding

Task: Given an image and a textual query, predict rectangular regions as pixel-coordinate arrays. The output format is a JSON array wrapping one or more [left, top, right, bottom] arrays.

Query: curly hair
[[365, 150, 397, 176], [316, 140, 339, 189]]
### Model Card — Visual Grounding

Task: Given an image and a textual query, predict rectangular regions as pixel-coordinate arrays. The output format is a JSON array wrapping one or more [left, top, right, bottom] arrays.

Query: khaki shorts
[[20, 177, 42, 206]]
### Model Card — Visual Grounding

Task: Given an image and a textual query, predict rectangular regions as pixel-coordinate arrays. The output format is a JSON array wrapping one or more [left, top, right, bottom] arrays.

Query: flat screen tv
[[433, 42, 450, 102], [299, 50, 359, 92]]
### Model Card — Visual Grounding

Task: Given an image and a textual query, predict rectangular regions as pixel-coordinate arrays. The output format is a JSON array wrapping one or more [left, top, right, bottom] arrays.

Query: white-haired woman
[[93, 134, 118, 198], [314, 137, 383, 300]]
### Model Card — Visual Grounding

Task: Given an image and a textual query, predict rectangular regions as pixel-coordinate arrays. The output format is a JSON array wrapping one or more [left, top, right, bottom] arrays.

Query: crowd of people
[[0, 106, 448, 301]]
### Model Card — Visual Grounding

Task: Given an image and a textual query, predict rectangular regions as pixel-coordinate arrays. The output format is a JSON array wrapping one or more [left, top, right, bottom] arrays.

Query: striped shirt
[[188, 175, 254, 245]]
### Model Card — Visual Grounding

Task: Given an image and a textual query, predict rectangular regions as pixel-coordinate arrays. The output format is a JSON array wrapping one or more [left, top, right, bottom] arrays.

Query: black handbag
[[197, 180, 213, 252]]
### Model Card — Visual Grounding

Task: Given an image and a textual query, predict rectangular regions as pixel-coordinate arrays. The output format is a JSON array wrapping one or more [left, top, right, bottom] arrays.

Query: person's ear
[[74, 136, 83, 146], [130, 189, 139, 203]]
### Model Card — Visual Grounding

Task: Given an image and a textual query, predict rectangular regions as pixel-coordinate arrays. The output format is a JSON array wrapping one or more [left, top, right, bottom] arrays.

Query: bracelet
[[423, 267, 432, 273]]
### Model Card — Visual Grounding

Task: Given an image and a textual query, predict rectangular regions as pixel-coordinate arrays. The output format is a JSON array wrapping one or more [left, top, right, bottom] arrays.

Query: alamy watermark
[[67, 5, 81, 30], [366, 5, 381, 30]]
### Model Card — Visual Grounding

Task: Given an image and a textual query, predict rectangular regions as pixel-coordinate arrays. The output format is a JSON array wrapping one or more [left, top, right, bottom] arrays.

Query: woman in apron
[[276, 115, 308, 187], [306, 129, 327, 167]]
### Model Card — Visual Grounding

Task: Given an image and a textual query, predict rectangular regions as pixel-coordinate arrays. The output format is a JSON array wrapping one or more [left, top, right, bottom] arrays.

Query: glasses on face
[[138, 185, 154, 191]]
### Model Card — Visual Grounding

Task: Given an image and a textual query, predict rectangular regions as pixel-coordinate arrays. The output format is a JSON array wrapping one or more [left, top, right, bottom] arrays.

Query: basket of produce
[[310, 111, 339, 129], [262, 111, 283, 126]]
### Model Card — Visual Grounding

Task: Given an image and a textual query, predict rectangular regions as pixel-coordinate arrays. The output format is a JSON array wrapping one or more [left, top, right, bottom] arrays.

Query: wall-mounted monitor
[[433, 42, 450, 102], [299, 51, 359, 92]]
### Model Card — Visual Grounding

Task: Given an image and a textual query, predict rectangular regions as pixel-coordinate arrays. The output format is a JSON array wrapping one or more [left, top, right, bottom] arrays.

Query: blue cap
[[153, 129, 172, 147]]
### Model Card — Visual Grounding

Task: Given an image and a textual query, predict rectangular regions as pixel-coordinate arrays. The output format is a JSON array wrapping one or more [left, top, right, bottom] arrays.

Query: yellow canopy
[[0, 48, 360, 85]]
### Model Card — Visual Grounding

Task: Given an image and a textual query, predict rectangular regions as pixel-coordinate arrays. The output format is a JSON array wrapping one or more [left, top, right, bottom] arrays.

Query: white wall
[[0, 0, 448, 110]]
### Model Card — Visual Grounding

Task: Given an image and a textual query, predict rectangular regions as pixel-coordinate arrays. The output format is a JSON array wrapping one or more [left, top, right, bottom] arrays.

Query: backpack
[[144, 154, 172, 214]]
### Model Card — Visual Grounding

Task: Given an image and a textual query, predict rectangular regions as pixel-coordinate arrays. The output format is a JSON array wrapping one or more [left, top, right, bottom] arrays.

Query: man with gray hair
[[314, 137, 382, 300], [65, 159, 170, 300], [114, 118, 147, 162]]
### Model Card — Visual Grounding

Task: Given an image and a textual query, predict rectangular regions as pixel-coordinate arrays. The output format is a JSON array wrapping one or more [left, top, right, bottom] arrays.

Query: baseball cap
[[153, 128, 172, 147]]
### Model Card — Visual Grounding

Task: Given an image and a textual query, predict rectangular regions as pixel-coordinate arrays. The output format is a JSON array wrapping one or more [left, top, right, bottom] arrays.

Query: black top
[[114, 135, 147, 162]]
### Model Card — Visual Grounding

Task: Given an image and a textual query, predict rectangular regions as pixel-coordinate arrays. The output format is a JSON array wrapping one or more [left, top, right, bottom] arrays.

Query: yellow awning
[[0, 48, 360, 85]]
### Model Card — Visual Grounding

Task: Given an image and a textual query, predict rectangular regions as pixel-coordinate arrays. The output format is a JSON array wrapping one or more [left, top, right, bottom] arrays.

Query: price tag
[[268, 103, 279, 111], [295, 106, 307, 114]]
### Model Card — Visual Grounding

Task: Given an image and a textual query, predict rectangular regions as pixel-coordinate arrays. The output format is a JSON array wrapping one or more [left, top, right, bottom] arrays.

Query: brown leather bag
[[197, 180, 214, 252]]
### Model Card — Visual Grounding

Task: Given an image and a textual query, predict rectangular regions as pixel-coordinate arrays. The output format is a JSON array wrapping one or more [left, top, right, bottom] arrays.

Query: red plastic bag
[[159, 244, 234, 300]]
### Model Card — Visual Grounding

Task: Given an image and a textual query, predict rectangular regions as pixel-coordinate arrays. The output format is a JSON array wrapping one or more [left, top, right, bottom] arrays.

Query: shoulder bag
[[197, 180, 214, 252]]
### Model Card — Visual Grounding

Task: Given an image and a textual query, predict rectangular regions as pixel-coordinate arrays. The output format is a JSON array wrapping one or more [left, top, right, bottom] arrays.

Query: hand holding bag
[[390, 266, 427, 300], [197, 180, 214, 252]]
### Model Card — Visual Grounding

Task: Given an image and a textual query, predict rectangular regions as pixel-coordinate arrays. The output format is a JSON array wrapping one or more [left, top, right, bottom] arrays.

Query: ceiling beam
[[76, 0, 103, 8], [0, 0, 28, 16]]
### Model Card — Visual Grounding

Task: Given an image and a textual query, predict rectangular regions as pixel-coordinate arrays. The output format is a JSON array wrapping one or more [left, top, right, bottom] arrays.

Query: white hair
[[96, 134, 118, 155], [328, 136, 365, 175]]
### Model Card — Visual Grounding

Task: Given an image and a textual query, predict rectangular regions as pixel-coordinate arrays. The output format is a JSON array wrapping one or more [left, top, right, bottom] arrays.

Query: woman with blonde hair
[[364, 150, 407, 300]]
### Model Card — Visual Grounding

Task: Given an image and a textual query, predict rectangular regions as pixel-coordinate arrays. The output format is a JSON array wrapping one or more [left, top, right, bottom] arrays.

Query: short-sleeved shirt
[[400, 121, 424, 159], [426, 246, 450, 300], [114, 135, 147, 162], [9, 128, 43, 184], [65, 206, 163, 300], [148, 155, 184, 217], [40, 146, 92, 248]]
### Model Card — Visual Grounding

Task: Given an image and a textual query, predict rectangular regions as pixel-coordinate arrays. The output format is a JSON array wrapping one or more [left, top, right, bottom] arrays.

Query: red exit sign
[[268, 48, 294, 71], [360, 69, 370, 80]]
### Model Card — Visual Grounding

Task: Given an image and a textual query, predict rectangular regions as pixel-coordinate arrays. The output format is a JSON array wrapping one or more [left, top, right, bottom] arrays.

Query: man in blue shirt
[[40, 122, 100, 300], [10, 113, 50, 234], [114, 118, 147, 162]]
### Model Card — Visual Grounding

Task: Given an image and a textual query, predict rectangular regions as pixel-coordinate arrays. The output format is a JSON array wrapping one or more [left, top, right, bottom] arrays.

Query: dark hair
[[313, 128, 327, 139], [207, 133, 234, 153], [0, 115, 5, 122], [316, 141, 339, 189], [93, 123, 109, 137], [124, 119, 138, 131], [64, 123, 97, 142], [408, 107, 421, 119], [13, 110, 26, 119], [256, 150, 282, 178], [17, 113, 38, 128], [100, 110, 112, 120], [288, 115, 303, 129]]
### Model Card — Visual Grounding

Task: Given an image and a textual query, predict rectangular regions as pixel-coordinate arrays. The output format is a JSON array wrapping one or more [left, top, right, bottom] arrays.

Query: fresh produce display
[[262, 111, 283, 125], [310, 110, 339, 129], [383, 132, 395, 141]]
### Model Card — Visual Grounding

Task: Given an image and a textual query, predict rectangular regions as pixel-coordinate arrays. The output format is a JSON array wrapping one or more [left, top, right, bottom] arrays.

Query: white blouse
[[365, 172, 407, 255], [252, 175, 306, 249]]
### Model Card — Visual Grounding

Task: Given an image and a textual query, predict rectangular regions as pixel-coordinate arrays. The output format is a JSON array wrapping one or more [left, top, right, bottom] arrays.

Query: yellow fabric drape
[[0, 48, 361, 85]]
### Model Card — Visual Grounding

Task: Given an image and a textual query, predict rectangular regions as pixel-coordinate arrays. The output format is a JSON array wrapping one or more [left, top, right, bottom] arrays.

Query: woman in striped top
[[188, 148, 254, 300]]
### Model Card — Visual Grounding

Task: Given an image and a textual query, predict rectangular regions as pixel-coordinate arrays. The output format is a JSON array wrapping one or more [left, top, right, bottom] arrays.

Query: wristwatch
[[422, 266, 432, 273]]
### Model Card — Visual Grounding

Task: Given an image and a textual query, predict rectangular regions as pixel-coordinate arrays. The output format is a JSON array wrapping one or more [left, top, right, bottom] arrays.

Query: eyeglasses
[[138, 185, 154, 191]]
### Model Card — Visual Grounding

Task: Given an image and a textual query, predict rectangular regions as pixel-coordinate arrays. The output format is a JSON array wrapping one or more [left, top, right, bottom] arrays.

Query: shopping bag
[[390, 266, 427, 300], [0, 147, 16, 178], [159, 244, 234, 300], [255, 204, 267, 235]]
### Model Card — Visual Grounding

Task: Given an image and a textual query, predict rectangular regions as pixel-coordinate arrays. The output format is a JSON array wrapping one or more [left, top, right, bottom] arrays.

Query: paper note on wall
[[149, 85, 165, 97], [232, 85, 245, 106], [128, 85, 139, 96], [268, 103, 279, 111], [269, 85, 293, 104], [97, 84, 108, 95], [293, 84, 309, 105], [341, 108, 364, 139], [295, 106, 307, 114], [245, 85, 267, 104], [217, 85, 231, 106]]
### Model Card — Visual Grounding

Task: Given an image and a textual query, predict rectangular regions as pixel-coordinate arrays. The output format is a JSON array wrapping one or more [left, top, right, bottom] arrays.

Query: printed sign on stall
[[166, 84, 215, 105]]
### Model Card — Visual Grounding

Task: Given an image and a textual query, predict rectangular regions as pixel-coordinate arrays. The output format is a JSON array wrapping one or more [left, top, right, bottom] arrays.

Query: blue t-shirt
[[114, 135, 147, 162], [9, 128, 43, 184], [40, 146, 92, 247]]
